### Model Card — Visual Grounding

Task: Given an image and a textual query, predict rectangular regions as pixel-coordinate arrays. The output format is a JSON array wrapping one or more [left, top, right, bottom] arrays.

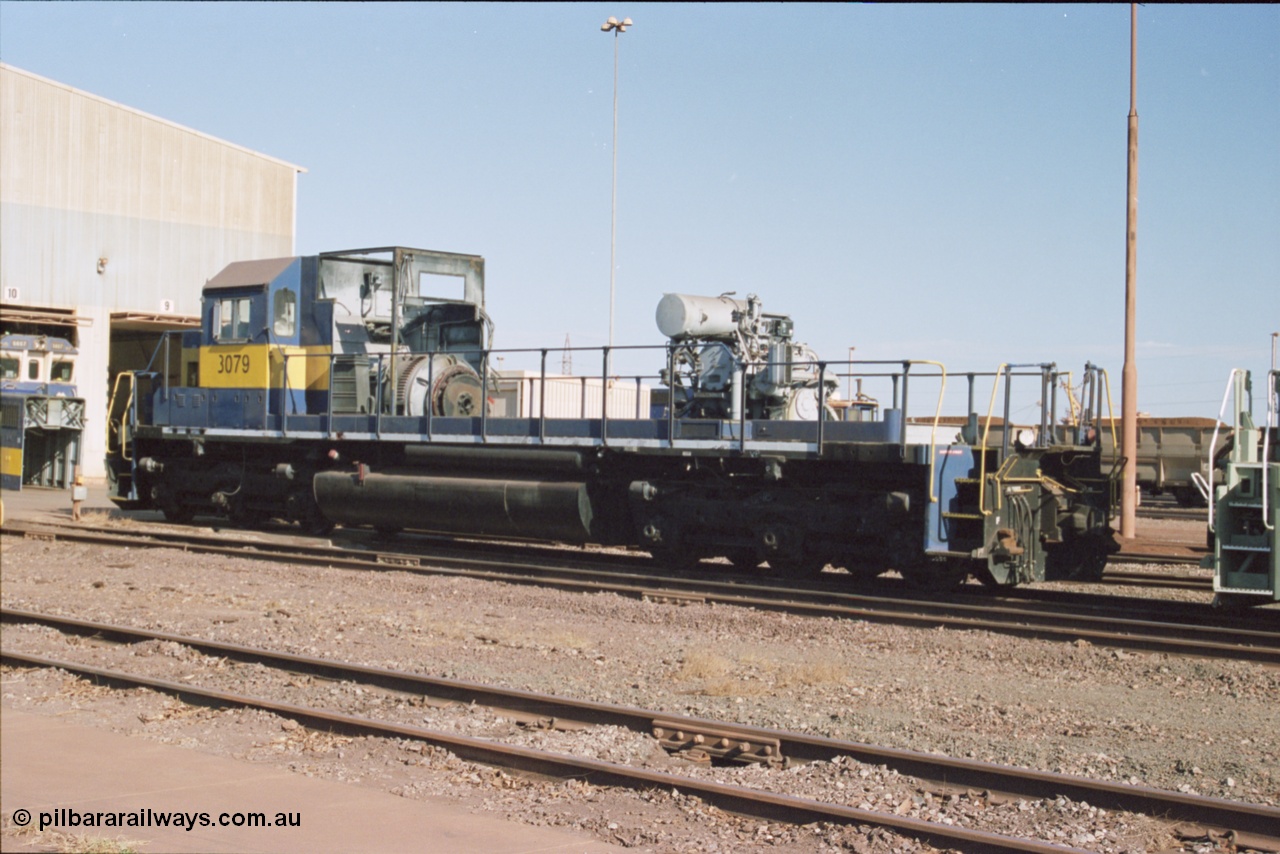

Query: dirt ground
[[1, 514, 1277, 853]]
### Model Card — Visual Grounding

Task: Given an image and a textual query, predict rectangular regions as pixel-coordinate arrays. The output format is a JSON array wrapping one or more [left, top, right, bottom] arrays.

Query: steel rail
[[14, 517, 1216, 588], [1136, 508, 1210, 521], [0, 647, 1091, 854], [9, 520, 1236, 638], [1112, 550, 1206, 567], [3, 524, 1277, 664], [1099, 569, 1212, 591], [13, 517, 1214, 581], [4, 606, 1279, 844], [17, 518, 1273, 642]]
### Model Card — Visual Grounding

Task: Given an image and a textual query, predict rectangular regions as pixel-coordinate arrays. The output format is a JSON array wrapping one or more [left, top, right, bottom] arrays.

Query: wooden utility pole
[[1121, 4, 1140, 538]]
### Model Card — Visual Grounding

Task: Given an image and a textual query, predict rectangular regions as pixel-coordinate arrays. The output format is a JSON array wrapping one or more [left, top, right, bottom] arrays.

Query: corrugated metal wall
[[0, 63, 302, 315], [0, 63, 304, 480]]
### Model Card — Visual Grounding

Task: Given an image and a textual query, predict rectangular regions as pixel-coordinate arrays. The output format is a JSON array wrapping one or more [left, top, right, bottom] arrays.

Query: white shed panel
[[1, 62, 303, 315], [0, 63, 306, 481]]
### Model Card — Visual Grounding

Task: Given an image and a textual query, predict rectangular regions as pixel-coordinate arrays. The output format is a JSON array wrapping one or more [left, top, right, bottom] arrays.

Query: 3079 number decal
[[217, 353, 250, 374]]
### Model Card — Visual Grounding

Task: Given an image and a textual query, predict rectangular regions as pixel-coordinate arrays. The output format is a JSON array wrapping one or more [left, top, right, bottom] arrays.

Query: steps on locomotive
[[936, 472, 990, 557], [1214, 461, 1277, 598]]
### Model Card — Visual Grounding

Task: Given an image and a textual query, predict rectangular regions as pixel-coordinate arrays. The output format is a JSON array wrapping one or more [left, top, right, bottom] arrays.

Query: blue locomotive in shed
[[105, 246, 1120, 589], [1, 334, 85, 490]]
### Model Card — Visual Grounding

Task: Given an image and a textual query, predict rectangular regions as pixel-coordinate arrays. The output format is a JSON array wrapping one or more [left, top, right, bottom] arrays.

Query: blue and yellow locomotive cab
[[187, 256, 332, 427], [1, 334, 85, 490]]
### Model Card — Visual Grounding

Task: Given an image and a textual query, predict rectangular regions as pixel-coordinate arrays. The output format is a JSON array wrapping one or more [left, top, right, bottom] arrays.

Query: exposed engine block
[[655, 293, 838, 420]]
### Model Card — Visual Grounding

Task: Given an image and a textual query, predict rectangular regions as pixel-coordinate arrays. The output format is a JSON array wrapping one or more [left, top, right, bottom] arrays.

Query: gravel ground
[[2, 519, 1278, 853]]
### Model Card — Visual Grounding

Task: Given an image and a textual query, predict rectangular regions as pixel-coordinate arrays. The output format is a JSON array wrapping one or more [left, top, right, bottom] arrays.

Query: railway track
[[4, 608, 1278, 853], [4, 522, 1277, 665], [1111, 550, 1207, 568], [18, 512, 1216, 585], [1136, 507, 1209, 522], [1097, 568, 1212, 591]]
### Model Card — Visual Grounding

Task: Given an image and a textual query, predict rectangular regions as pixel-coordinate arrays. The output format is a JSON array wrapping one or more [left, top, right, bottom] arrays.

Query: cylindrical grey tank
[[655, 293, 747, 340], [314, 470, 594, 542]]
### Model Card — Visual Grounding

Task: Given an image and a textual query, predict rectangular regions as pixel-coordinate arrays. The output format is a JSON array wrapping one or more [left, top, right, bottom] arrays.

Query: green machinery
[[1208, 368, 1278, 606]]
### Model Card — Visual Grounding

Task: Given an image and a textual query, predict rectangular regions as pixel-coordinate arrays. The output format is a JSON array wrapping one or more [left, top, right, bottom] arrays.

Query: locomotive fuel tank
[[313, 468, 595, 542]]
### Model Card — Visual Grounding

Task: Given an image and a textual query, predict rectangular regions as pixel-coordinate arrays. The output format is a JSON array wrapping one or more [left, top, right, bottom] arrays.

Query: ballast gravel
[[1, 522, 1276, 853]]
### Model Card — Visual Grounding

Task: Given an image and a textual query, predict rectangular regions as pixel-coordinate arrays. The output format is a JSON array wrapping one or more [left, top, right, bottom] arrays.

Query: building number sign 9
[[217, 353, 251, 374]]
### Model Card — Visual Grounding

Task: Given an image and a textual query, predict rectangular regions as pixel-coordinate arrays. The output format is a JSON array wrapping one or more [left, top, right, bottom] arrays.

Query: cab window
[[51, 360, 74, 382], [0, 357, 17, 379], [27, 359, 40, 381], [273, 288, 297, 337], [217, 297, 253, 341]]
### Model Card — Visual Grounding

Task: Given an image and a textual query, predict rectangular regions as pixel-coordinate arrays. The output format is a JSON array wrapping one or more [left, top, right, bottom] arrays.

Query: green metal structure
[[1209, 369, 1278, 606]]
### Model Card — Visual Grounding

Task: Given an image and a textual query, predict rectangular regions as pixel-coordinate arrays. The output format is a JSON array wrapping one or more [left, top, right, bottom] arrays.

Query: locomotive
[[105, 246, 1119, 588], [1, 333, 85, 491]]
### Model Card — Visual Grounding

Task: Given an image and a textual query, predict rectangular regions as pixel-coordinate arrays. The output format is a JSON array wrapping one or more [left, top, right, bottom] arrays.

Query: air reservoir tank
[[655, 293, 747, 340]]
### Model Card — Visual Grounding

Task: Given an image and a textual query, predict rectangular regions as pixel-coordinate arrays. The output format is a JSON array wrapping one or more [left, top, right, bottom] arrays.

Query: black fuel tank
[[313, 470, 594, 542]]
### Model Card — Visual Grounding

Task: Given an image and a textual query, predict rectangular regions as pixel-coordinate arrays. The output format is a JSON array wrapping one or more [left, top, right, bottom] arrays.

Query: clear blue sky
[[2, 2, 1276, 418]]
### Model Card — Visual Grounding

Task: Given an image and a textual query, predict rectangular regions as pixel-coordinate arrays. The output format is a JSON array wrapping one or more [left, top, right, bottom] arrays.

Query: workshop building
[[0, 63, 304, 483]]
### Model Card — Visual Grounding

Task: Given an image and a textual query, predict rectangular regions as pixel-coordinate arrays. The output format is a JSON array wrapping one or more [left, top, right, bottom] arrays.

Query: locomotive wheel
[[974, 565, 1004, 588], [227, 500, 267, 529], [288, 487, 334, 536], [303, 514, 336, 536], [1069, 545, 1108, 582], [161, 504, 195, 524], [649, 546, 703, 572], [765, 557, 828, 578], [1046, 535, 1109, 582], [900, 558, 969, 590], [841, 565, 884, 586]]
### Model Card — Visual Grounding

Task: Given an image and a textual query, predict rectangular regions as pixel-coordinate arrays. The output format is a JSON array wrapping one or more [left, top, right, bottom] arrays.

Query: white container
[[492, 371, 651, 419]]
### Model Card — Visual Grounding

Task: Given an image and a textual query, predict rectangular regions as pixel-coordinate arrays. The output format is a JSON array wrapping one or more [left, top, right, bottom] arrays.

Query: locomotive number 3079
[[217, 353, 251, 374]]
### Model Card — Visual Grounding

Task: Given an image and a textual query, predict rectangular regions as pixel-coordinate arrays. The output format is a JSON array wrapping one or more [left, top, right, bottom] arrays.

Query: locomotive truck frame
[[105, 246, 1122, 590]]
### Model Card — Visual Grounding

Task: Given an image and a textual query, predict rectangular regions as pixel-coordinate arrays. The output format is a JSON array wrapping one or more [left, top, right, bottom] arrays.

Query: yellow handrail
[[1059, 372, 1079, 430], [976, 364, 1008, 516], [106, 372, 135, 462]]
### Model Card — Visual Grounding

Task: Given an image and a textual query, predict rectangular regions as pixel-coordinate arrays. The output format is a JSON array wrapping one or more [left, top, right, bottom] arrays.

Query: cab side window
[[0, 357, 17, 379], [273, 288, 297, 337], [27, 359, 40, 380], [217, 297, 252, 342], [52, 360, 74, 382]]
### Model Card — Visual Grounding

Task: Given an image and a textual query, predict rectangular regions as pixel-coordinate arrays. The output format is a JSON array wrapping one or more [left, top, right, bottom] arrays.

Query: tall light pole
[[1120, 3, 1140, 538], [602, 15, 632, 349]]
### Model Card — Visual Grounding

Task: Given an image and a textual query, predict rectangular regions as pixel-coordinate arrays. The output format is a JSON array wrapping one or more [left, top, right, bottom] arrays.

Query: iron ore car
[[105, 246, 1119, 589]]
